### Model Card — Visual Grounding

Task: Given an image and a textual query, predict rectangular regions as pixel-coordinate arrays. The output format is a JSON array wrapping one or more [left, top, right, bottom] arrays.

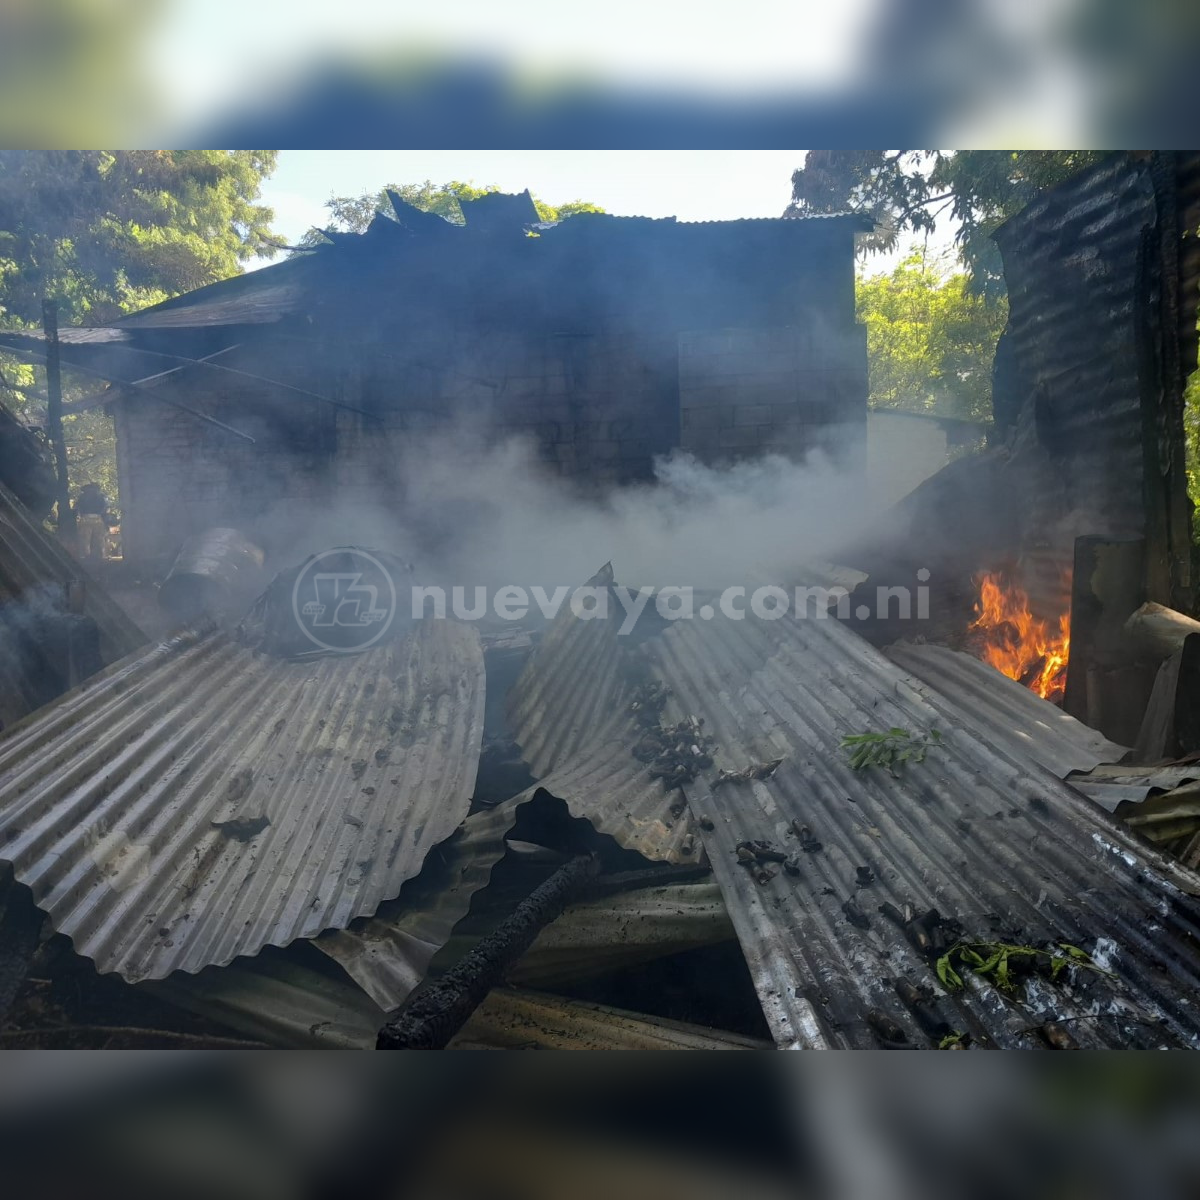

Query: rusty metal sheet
[[0, 619, 484, 981], [885, 642, 1129, 779], [506, 566, 700, 863], [645, 609, 1200, 1049]]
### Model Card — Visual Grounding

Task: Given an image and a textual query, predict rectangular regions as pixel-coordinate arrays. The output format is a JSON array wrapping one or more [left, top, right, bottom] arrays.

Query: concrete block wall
[[679, 325, 867, 467], [484, 329, 678, 486]]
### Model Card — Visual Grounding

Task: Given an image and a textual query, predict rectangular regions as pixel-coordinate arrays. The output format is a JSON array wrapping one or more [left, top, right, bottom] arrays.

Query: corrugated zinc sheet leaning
[[993, 154, 1157, 618], [506, 566, 700, 863], [0, 481, 145, 665], [0, 619, 484, 981], [884, 642, 1129, 778], [646, 611, 1200, 1049]]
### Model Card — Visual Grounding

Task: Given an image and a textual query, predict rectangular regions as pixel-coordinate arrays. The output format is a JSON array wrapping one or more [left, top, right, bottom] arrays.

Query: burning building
[[850, 152, 1200, 745]]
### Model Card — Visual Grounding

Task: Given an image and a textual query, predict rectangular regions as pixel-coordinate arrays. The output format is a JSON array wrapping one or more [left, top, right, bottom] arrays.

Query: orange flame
[[969, 572, 1070, 703]]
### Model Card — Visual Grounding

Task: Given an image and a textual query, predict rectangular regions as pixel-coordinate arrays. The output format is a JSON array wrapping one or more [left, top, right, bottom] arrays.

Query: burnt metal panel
[[506, 567, 700, 864], [314, 800, 528, 1006], [993, 152, 1190, 613], [885, 642, 1128, 778], [0, 619, 484, 981], [644, 609, 1200, 1049]]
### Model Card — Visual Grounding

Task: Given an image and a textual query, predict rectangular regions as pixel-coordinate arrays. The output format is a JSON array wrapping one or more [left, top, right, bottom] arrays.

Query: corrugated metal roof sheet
[[643, 609, 1200, 1049], [0, 619, 484, 981], [314, 799, 527, 1006], [992, 154, 1161, 614], [153, 953, 766, 1049], [884, 642, 1129, 778], [448, 988, 769, 1050], [506, 568, 701, 864]]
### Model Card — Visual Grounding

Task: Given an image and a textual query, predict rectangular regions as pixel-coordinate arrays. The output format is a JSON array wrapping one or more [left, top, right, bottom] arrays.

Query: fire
[[969, 572, 1070, 702]]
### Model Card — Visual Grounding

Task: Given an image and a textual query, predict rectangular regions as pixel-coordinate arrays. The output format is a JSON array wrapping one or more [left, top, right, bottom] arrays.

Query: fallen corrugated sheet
[[447, 988, 769, 1050], [148, 951, 386, 1048], [0, 619, 484, 981], [0, 481, 145, 667], [153, 953, 765, 1050], [504, 880, 732, 989], [313, 799, 531, 1008], [885, 642, 1129, 778], [643, 609, 1200, 1049], [1113, 784, 1200, 869], [1065, 762, 1200, 812], [506, 566, 700, 863], [446, 879, 734, 991]]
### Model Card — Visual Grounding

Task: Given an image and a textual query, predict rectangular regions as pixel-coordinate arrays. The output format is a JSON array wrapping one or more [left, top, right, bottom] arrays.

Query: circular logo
[[291, 548, 398, 654]]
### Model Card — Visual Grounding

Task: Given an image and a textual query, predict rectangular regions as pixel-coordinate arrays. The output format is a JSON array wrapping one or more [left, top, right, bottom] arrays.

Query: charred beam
[[377, 853, 599, 1049]]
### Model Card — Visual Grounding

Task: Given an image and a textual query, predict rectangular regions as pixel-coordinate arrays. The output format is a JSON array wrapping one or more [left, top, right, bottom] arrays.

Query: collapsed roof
[[2, 558, 1200, 1048]]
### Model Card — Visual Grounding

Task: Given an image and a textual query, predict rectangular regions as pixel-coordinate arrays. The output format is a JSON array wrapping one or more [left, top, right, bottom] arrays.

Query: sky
[[255, 150, 958, 273]]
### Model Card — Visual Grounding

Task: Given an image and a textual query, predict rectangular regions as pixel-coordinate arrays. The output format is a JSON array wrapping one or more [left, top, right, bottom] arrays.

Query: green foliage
[[790, 151, 1106, 299], [0, 150, 278, 503], [299, 180, 604, 247], [934, 940, 1110, 994], [857, 248, 1007, 422], [842, 727, 942, 775], [1185, 325, 1200, 539], [0, 151, 278, 326]]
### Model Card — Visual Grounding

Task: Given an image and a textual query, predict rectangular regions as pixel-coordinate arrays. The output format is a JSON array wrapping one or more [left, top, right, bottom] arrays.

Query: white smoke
[[250, 424, 889, 592]]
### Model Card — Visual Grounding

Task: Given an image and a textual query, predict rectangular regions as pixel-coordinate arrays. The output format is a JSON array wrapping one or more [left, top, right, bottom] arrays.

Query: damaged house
[[1, 196, 871, 570], [3, 156, 1200, 1051]]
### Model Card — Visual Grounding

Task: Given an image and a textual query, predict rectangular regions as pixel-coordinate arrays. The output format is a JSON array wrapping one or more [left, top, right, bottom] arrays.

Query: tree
[[857, 247, 1008, 423], [0, 151, 279, 507], [790, 151, 1106, 298], [0, 151, 278, 326], [299, 179, 604, 246]]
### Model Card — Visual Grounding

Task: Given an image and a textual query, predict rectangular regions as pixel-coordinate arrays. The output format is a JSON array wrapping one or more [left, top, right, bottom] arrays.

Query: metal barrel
[[158, 527, 266, 623]]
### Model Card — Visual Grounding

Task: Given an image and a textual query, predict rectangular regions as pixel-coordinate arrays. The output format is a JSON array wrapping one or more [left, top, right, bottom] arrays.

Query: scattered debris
[[865, 1009, 908, 1047], [712, 758, 784, 788], [211, 815, 270, 842], [636, 715, 717, 789], [842, 897, 871, 930], [790, 821, 823, 853]]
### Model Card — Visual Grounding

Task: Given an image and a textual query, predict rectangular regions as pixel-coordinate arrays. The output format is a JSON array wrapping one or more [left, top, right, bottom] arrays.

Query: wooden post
[[42, 300, 75, 542]]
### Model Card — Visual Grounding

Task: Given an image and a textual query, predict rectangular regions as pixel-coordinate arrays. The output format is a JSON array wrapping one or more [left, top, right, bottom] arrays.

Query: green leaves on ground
[[842, 727, 942, 775], [934, 940, 1110, 994]]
